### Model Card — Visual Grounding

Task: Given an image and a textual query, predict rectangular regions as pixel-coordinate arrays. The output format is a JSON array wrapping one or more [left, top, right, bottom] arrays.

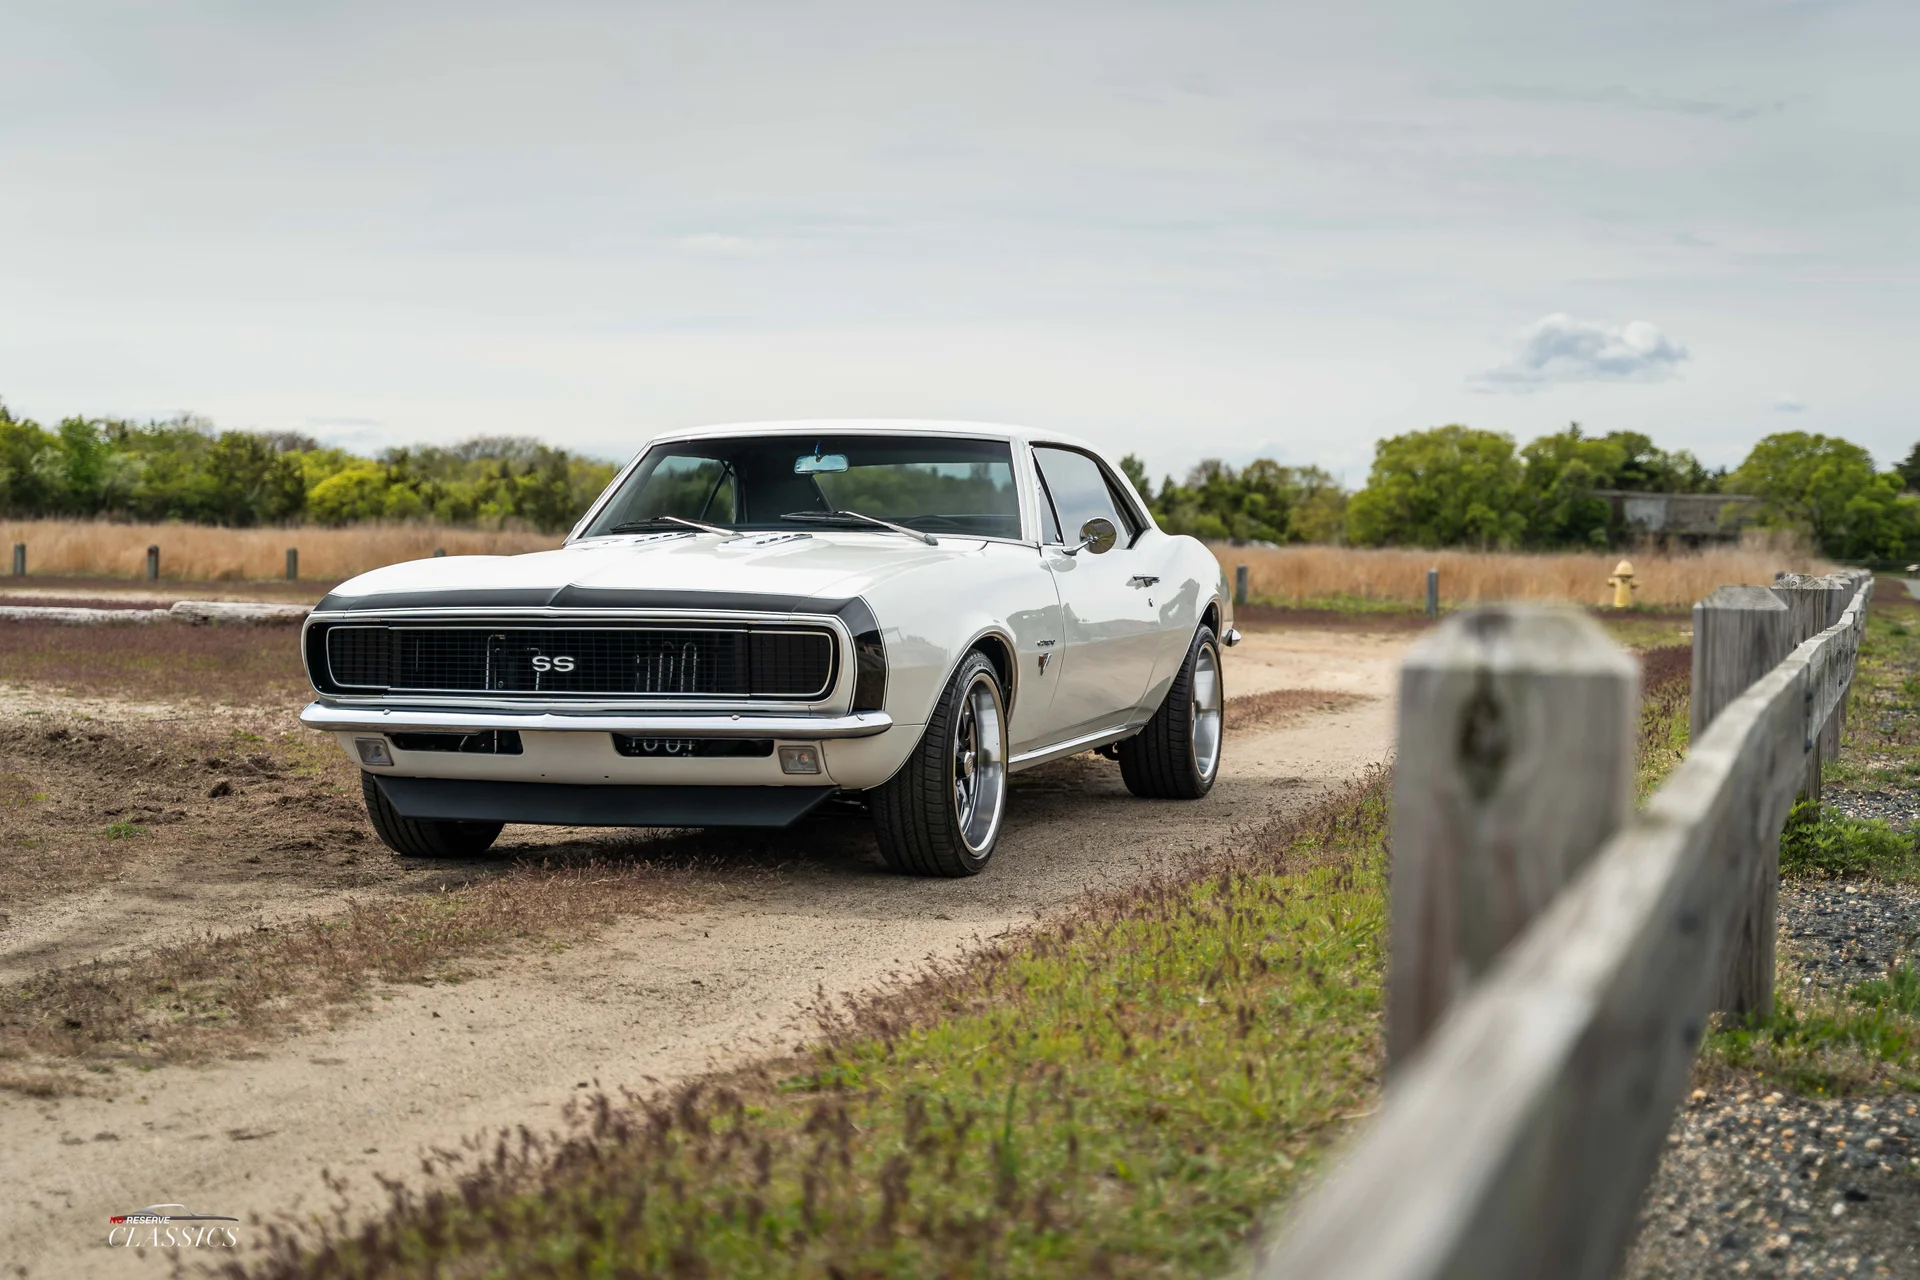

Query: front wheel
[[361, 772, 505, 859], [871, 652, 1008, 876], [1119, 625, 1223, 799]]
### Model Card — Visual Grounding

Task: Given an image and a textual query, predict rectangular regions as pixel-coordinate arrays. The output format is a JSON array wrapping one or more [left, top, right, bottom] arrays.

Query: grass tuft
[[1852, 963, 1920, 1017], [1636, 644, 1691, 800], [1709, 991, 1920, 1098]]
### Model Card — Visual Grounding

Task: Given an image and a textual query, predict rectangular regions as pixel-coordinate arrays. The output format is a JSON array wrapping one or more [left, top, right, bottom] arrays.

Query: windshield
[[580, 435, 1022, 539]]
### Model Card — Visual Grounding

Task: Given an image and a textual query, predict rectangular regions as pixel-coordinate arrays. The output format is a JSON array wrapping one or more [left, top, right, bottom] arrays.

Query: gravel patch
[[1626, 1088, 1920, 1277], [1828, 789, 1920, 832], [1780, 882, 1920, 994], [1627, 815, 1920, 1275], [1628, 766, 1920, 1276]]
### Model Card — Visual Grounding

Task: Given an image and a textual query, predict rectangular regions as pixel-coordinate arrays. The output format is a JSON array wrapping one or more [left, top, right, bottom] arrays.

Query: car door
[[1030, 445, 1164, 741]]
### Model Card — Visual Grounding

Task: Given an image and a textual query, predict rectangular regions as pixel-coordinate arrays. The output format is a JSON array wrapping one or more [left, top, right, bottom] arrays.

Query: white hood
[[323, 531, 994, 606]]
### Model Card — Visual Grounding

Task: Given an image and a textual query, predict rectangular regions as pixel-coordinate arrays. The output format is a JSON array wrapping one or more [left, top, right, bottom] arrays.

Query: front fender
[[821, 542, 1064, 786]]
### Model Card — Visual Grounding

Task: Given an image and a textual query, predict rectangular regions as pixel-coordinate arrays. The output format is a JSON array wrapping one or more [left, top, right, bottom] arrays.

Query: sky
[[1, 0, 1915, 485]]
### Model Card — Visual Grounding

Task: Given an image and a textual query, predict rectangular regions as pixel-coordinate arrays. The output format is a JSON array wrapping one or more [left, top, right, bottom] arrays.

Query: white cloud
[[675, 233, 774, 258], [1475, 314, 1690, 391], [1772, 395, 1806, 413]]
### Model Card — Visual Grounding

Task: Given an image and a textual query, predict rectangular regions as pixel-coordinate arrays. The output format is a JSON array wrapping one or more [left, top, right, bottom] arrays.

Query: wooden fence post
[[146, 544, 160, 581], [286, 547, 299, 581], [1387, 606, 1638, 1068], [1820, 572, 1866, 743], [1425, 567, 1439, 617], [1772, 574, 1851, 801], [1693, 585, 1791, 1017], [1235, 563, 1249, 607], [10, 543, 22, 577]]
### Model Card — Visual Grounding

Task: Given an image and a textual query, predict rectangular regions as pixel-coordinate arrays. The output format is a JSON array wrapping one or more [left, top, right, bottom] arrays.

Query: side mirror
[[1066, 517, 1118, 556]]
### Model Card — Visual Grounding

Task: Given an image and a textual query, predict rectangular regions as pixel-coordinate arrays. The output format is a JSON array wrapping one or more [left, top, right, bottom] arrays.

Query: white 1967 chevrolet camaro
[[300, 421, 1237, 876]]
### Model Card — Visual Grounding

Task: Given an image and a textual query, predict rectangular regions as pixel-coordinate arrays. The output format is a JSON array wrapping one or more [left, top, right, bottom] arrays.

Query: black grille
[[320, 625, 834, 699], [389, 730, 524, 755], [326, 625, 392, 688]]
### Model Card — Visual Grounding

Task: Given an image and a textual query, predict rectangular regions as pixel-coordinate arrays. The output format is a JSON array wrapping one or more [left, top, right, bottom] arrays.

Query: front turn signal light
[[778, 744, 822, 775]]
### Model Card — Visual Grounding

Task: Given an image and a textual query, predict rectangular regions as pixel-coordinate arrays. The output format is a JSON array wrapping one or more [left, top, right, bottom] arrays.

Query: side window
[[1033, 447, 1137, 547]]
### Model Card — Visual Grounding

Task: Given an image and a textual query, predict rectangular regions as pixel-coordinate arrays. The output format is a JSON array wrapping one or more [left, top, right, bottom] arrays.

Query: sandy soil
[[0, 626, 1409, 1278]]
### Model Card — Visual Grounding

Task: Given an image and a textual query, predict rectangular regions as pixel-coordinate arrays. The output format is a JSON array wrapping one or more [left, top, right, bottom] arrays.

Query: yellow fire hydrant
[[1608, 559, 1638, 609]]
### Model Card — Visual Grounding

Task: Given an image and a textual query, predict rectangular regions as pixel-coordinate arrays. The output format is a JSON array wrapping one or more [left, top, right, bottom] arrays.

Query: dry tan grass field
[[1, 517, 1829, 609], [0, 518, 557, 583], [1212, 537, 1831, 609]]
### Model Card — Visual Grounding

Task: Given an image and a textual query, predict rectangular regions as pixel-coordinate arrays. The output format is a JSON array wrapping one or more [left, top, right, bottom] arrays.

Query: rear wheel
[[360, 772, 505, 859], [871, 652, 1007, 877], [1119, 625, 1223, 799]]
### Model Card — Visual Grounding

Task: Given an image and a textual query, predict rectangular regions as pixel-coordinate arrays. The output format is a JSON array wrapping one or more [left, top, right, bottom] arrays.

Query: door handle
[[1128, 575, 1159, 588]]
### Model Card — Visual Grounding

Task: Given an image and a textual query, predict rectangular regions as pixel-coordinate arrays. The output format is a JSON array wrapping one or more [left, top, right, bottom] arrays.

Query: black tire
[[361, 772, 505, 859], [871, 652, 1008, 877], [1119, 625, 1223, 800]]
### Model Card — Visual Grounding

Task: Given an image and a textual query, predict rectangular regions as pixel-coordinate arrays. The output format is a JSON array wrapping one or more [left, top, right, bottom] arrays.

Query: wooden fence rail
[[1254, 569, 1874, 1280]]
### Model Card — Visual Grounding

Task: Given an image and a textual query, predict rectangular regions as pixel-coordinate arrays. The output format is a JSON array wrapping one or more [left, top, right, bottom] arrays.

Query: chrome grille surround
[[306, 611, 844, 707]]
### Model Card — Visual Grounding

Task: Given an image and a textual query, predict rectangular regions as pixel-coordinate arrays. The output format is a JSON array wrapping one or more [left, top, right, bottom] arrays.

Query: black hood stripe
[[314, 587, 871, 618]]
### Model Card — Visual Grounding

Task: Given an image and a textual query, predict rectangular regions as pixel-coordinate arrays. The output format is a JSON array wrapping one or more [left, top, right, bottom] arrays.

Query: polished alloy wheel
[[951, 672, 1007, 853], [1189, 639, 1223, 782]]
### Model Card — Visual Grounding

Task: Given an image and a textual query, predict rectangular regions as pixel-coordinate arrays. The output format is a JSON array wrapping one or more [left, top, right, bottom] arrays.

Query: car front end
[[299, 565, 897, 829]]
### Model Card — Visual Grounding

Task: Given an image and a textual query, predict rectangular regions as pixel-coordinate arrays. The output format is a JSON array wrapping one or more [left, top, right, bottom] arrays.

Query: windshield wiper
[[779, 510, 938, 546], [605, 515, 736, 537]]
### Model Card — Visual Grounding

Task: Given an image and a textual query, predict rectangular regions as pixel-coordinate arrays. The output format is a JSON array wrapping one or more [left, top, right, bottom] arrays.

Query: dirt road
[[0, 626, 1409, 1278]]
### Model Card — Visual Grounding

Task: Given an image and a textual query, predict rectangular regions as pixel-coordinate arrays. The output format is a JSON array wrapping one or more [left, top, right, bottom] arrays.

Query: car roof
[[646, 419, 1108, 455]]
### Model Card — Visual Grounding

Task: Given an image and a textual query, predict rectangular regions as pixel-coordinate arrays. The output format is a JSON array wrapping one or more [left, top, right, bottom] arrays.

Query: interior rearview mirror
[[1070, 517, 1118, 556], [794, 453, 849, 475]]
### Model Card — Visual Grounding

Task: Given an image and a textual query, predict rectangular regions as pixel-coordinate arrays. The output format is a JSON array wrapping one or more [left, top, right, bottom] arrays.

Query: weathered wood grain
[[1386, 607, 1637, 1068]]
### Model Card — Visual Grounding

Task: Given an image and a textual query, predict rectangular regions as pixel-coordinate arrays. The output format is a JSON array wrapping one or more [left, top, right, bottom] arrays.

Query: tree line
[[1124, 425, 1920, 561], [6, 397, 1917, 559], [0, 401, 618, 534]]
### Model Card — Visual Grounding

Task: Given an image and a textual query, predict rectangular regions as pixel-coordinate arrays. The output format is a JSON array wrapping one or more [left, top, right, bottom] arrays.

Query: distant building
[[1592, 490, 1758, 547]]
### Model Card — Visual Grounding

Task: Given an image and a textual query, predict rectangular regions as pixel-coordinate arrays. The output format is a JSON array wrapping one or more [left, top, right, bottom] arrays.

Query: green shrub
[[1778, 801, 1920, 879]]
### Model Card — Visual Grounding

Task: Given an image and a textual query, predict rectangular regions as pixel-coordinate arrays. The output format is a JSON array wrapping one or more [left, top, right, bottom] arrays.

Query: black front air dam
[[371, 776, 837, 828]]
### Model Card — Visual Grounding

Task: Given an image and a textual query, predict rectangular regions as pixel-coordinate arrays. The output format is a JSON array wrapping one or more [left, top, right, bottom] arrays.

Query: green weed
[[1852, 962, 1920, 1016], [100, 820, 146, 840]]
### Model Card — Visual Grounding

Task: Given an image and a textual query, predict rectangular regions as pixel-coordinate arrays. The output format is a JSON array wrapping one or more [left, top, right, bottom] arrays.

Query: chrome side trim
[[301, 702, 893, 739], [1007, 722, 1144, 773]]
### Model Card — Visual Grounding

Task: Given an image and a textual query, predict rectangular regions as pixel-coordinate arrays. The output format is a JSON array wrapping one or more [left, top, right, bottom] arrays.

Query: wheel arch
[[961, 626, 1020, 716]]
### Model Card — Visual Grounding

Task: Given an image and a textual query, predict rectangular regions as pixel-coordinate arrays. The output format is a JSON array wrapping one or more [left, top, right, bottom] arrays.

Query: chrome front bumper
[[298, 702, 894, 739]]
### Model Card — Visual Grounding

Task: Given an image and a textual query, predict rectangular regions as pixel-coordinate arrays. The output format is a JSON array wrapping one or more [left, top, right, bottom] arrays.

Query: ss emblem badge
[[530, 655, 576, 673]]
